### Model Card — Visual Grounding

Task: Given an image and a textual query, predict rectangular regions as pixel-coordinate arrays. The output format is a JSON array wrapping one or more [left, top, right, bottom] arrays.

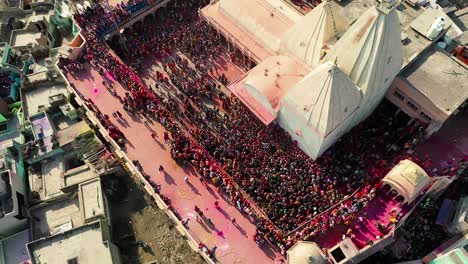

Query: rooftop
[[10, 28, 43, 47], [23, 83, 68, 117], [78, 178, 105, 222], [27, 220, 115, 264], [56, 120, 92, 146], [401, 45, 468, 115], [0, 229, 30, 264], [31, 196, 82, 239], [30, 156, 98, 202], [449, 7, 468, 31], [30, 173, 104, 240], [29, 156, 65, 201], [29, 112, 55, 156]]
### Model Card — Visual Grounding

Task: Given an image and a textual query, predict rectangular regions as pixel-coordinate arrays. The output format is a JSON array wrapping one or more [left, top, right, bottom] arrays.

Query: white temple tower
[[324, 0, 402, 122], [279, 62, 362, 159], [280, 1, 346, 67]]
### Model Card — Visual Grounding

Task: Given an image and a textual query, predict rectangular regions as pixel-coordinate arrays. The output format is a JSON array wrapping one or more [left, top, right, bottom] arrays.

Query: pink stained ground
[[415, 107, 468, 172], [66, 64, 283, 264], [316, 192, 400, 250]]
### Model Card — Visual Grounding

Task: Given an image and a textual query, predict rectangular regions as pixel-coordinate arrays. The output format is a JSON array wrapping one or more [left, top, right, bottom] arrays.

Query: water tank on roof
[[437, 41, 447, 49], [427, 17, 446, 40]]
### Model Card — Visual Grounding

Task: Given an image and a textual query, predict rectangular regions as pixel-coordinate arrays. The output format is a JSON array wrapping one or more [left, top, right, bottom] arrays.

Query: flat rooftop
[[30, 157, 65, 201], [79, 178, 105, 222], [10, 29, 42, 47], [0, 229, 30, 264], [57, 120, 92, 146], [31, 197, 82, 239], [401, 45, 468, 115], [30, 157, 98, 202], [64, 164, 96, 187], [23, 83, 68, 117], [28, 221, 115, 264]]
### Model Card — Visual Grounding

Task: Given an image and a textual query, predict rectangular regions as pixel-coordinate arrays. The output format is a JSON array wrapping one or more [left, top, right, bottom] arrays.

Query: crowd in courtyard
[[70, 0, 466, 255]]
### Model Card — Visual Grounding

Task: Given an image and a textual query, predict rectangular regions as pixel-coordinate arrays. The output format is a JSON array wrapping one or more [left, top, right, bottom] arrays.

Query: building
[[26, 178, 121, 263], [27, 219, 121, 264], [287, 241, 328, 264], [422, 233, 468, 264], [204, 0, 403, 159], [304, 160, 441, 264], [387, 45, 468, 136], [447, 196, 468, 235]]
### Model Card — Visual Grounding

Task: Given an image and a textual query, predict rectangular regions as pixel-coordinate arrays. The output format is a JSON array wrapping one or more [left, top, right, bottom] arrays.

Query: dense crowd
[[77, 0, 148, 36], [73, 0, 435, 254]]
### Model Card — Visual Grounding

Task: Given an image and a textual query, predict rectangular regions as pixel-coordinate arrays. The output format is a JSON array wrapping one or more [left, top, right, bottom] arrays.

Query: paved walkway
[[66, 64, 283, 264]]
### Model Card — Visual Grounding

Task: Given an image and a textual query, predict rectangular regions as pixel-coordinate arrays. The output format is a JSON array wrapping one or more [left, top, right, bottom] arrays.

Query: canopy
[[287, 241, 327, 264], [382, 160, 431, 203]]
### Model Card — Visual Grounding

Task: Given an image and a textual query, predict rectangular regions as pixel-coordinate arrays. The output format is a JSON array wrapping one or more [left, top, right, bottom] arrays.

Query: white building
[[212, 0, 402, 159], [279, 62, 362, 158]]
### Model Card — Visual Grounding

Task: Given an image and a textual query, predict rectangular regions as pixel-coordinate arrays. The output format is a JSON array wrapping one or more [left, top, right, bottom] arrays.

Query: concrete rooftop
[[401, 45, 468, 115], [30, 157, 65, 202], [27, 221, 115, 264], [31, 197, 82, 239], [23, 83, 68, 117], [10, 29, 42, 47], [79, 178, 105, 223]]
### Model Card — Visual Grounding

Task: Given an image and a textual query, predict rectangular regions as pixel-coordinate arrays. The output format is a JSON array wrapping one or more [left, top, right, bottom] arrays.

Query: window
[[394, 91, 405, 101], [330, 247, 346, 262], [67, 257, 79, 264], [407, 101, 418, 111]]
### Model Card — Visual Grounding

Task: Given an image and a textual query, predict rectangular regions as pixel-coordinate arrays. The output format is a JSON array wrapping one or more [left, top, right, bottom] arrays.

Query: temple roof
[[228, 55, 310, 125], [280, 1, 346, 67], [324, 1, 402, 98], [382, 159, 431, 203], [243, 55, 310, 110], [287, 241, 327, 264], [283, 62, 362, 137], [219, 0, 300, 52]]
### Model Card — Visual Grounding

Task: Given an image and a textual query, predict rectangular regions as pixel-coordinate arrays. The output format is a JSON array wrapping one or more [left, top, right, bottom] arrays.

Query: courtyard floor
[[66, 63, 283, 264]]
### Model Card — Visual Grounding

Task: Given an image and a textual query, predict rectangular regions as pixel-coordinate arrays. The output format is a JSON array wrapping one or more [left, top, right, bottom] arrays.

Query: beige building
[[27, 219, 121, 264], [387, 45, 468, 136], [27, 178, 120, 264]]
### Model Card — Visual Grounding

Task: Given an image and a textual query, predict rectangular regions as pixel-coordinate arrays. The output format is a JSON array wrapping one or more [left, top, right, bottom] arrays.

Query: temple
[[204, 0, 403, 159]]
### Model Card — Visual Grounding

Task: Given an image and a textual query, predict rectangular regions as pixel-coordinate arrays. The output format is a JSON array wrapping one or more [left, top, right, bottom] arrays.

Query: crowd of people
[[76, 0, 149, 37], [73, 0, 440, 254]]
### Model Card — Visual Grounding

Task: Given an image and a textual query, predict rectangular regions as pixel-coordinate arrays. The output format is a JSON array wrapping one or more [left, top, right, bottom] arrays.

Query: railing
[[97, 0, 167, 38]]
